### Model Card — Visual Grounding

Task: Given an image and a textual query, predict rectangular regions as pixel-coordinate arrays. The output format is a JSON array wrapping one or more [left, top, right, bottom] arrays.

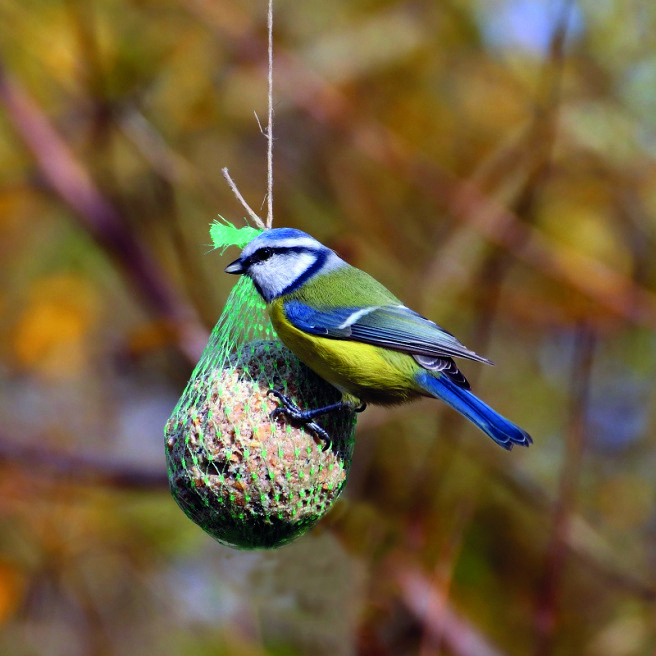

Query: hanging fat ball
[[165, 339, 356, 549]]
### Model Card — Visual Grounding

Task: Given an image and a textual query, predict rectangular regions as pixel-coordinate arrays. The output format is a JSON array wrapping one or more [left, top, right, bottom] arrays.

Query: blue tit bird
[[225, 228, 531, 451]]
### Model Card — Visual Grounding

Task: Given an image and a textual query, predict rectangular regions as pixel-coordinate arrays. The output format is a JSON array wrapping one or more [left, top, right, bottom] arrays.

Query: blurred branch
[[358, 407, 656, 604], [0, 62, 208, 364], [399, 13, 572, 635], [398, 567, 506, 656], [0, 433, 168, 490], [466, 0, 572, 346], [118, 107, 197, 185], [188, 0, 656, 331], [533, 324, 595, 656], [418, 497, 478, 656], [434, 0, 572, 289], [486, 448, 656, 607]]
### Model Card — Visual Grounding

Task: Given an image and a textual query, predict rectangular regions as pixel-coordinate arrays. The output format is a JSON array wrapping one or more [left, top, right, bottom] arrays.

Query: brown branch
[[413, 0, 572, 503], [186, 0, 656, 331], [533, 324, 596, 656], [357, 407, 655, 604], [418, 497, 478, 656], [398, 567, 507, 656], [467, 0, 571, 340], [0, 434, 168, 490], [0, 63, 208, 364]]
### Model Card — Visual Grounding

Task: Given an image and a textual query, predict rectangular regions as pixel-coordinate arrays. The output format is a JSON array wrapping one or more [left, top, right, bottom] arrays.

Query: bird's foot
[[267, 389, 332, 450]]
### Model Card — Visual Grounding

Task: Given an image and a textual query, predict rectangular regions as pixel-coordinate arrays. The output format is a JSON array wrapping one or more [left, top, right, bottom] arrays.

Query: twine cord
[[266, 0, 274, 228], [222, 0, 274, 231]]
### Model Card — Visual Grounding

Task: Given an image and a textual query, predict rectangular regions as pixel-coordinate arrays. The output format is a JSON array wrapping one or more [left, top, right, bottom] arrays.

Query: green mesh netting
[[165, 228, 357, 550]]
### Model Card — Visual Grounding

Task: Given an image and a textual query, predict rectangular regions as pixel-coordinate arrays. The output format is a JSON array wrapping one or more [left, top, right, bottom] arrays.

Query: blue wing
[[283, 300, 491, 365]]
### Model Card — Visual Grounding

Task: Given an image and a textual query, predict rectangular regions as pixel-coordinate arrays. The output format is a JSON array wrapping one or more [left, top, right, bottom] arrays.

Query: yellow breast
[[268, 300, 421, 405]]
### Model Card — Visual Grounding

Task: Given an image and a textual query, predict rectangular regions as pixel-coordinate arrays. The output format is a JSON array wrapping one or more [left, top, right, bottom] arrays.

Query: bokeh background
[[1, 0, 655, 654]]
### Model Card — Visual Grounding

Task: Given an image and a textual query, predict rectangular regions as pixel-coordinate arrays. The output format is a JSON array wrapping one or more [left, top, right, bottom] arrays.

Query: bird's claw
[[269, 406, 286, 421], [267, 389, 332, 450], [305, 421, 331, 450], [267, 388, 304, 420]]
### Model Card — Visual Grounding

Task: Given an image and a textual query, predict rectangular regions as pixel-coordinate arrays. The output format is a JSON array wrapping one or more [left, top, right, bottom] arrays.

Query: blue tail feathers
[[416, 372, 532, 450]]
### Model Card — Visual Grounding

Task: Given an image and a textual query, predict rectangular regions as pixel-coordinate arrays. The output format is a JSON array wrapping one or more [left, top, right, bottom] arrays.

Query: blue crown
[[257, 228, 313, 242]]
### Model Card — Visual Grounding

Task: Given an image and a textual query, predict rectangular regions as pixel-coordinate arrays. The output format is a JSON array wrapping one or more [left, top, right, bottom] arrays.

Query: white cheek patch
[[252, 252, 317, 300]]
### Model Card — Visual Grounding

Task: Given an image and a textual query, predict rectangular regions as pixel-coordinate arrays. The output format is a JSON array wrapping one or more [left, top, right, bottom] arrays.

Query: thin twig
[[221, 167, 266, 229], [266, 0, 274, 227]]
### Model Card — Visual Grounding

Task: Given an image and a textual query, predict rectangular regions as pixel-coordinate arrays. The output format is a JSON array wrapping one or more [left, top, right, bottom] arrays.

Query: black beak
[[224, 257, 246, 274]]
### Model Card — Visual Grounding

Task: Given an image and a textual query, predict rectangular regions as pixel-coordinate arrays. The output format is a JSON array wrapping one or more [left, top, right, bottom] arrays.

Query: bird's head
[[225, 228, 343, 302]]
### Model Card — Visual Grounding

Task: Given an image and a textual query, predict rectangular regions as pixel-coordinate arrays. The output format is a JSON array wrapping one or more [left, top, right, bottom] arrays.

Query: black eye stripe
[[246, 248, 273, 265], [247, 245, 315, 265]]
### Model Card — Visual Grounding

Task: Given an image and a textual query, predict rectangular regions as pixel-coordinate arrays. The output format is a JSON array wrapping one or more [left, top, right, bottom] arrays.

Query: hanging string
[[266, 0, 274, 228], [222, 0, 274, 231]]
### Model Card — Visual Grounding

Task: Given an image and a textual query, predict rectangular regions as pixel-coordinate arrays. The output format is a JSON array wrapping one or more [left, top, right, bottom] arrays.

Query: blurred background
[[1, 0, 655, 654]]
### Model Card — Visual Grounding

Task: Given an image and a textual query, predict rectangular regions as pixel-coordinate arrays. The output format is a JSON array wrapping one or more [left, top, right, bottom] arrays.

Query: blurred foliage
[[1, 0, 656, 655]]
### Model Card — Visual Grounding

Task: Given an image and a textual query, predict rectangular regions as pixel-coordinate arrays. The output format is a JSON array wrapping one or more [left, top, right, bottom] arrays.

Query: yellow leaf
[[12, 274, 100, 378]]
